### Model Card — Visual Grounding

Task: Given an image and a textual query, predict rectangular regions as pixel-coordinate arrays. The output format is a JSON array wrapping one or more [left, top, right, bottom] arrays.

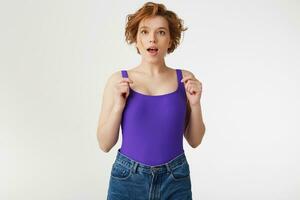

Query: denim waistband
[[114, 149, 188, 175]]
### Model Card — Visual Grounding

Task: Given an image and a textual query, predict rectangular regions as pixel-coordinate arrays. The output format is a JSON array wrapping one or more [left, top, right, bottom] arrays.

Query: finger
[[184, 81, 191, 91], [191, 87, 198, 93], [185, 82, 195, 90], [187, 82, 201, 92], [121, 79, 133, 84], [119, 84, 129, 90], [190, 86, 196, 94], [181, 76, 195, 83], [188, 86, 195, 94], [120, 78, 133, 83], [118, 83, 131, 91], [187, 85, 191, 93], [183, 79, 192, 85], [186, 80, 201, 87], [119, 83, 130, 88], [183, 78, 198, 84], [189, 84, 198, 94], [187, 84, 193, 94], [121, 88, 130, 98]]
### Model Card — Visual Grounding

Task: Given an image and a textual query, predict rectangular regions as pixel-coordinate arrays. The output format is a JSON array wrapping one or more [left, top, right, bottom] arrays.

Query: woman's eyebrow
[[139, 26, 168, 30]]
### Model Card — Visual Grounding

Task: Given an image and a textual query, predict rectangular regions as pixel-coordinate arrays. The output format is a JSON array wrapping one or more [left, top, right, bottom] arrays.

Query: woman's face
[[136, 15, 172, 61]]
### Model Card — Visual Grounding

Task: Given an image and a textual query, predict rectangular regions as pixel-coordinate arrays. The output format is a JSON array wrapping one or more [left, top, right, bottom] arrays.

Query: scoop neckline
[[129, 85, 179, 97], [128, 69, 180, 97]]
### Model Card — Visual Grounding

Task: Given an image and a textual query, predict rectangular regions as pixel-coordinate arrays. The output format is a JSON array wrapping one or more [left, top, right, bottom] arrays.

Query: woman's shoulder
[[105, 69, 128, 87], [180, 68, 196, 78], [111, 67, 135, 78], [107, 67, 139, 82], [108, 70, 124, 81]]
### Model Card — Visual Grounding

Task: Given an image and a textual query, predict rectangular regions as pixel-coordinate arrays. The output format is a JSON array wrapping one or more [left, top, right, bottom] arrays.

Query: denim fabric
[[107, 149, 192, 200]]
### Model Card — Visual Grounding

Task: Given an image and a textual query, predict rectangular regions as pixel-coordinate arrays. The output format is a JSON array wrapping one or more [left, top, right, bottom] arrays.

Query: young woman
[[97, 2, 206, 199]]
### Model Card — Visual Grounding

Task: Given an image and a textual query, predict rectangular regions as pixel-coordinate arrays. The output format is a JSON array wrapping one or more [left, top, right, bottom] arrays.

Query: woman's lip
[[147, 49, 159, 56], [147, 46, 158, 50], [147, 48, 159, 51]]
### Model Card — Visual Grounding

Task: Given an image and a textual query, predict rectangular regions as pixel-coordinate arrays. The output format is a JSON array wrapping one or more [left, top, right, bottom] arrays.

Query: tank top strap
[[176, 68, 184, 87], [121, 70, 128, 78], [176, 69, 183, 82]]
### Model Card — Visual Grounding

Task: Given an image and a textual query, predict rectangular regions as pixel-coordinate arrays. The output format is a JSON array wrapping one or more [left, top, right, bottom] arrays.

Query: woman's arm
[[182, 69, 206, 148], [184, 103, 206, 148], [96, 72, 123, 152]]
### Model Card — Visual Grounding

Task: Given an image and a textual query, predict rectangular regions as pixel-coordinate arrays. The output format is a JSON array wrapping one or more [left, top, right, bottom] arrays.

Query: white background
[[1, 0, 300, 199]]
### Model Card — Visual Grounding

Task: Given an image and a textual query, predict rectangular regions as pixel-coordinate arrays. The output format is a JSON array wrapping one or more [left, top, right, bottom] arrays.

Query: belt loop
[[165, 163, 171, 173], [132, 162, 138, 174]]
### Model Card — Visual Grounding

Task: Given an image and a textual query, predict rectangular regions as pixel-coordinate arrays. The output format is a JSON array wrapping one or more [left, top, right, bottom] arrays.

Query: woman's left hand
[[181, 75, 202, 106]]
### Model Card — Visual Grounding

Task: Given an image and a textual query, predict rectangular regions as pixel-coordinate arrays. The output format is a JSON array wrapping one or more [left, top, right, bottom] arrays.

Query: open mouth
[[147, 48, 159, 53]]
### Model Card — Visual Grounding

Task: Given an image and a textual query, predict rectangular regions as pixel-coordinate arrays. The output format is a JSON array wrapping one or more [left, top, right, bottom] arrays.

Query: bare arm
[[96, 71, 132, 152], [184, 103, 206, 148], [97, 106, 124, 153], [182, 69, 206, 148]]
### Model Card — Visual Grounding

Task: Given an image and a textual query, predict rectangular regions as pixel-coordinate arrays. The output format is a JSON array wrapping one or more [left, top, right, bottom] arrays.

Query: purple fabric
[[120, 69, 187, 166]]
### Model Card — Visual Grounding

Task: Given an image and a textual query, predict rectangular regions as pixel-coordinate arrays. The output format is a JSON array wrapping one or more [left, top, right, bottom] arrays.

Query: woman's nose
[[149, 33, 156, 43]]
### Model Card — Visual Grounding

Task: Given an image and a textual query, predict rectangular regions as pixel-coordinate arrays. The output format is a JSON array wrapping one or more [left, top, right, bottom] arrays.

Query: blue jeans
[[107, 149, 192, 200]]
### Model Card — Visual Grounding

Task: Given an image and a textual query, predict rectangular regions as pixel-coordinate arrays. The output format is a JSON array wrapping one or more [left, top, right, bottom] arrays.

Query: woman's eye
[[159, 31, 165, 35], [141, 30, 147, 34]]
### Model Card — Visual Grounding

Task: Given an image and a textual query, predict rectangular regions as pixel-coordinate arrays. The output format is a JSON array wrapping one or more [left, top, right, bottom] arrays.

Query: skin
[[97, 15, 205, 152]]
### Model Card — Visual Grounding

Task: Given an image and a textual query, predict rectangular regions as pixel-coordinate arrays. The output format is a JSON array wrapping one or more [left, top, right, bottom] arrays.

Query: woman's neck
[[136, 60, 169, 76]]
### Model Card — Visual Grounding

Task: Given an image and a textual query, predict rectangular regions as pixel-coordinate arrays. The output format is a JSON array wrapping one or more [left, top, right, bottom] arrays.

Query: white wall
[[1, 0, 299, 199]]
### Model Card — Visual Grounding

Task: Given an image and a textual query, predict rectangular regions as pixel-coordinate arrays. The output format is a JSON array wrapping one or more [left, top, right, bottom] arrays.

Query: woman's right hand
[[113, 77, 133, 109]]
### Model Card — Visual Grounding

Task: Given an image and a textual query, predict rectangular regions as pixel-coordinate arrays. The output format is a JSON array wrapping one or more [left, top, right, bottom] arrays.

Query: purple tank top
[[120, 69, 187, 166]]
